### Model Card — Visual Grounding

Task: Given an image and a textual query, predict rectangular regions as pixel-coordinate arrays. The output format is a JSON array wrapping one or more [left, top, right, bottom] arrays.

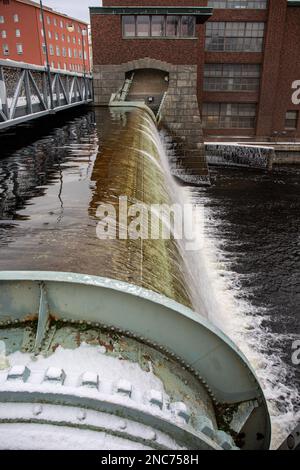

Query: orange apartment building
[[0, 0, 91, 72]]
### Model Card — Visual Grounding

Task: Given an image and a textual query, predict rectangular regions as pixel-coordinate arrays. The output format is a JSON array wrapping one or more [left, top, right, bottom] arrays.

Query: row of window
[[39, 14, 83, 33], [202, 103, 299, 129], [122, 17, 266, 52], [203, 103, 256, 128], [41, 29, 85, 46], [2, 43, 22, 55], [1, 29, 20, 38], [2, 42, 87, 60], [207, 0, 267, 8], [123, 16, 196, 39], [44, 61, 85, 72], [205, 22, 265, 52], [43, 44, 87, 60], [204, 64, 261, 91], [0, 14, 19, 24], [0, 13, 83, 32]]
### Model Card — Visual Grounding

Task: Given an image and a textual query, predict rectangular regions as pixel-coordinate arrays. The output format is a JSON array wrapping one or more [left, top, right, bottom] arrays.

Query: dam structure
[[0, 0, 275, 452], [0, 106, 271, 450], [91, 2, 212, 183]]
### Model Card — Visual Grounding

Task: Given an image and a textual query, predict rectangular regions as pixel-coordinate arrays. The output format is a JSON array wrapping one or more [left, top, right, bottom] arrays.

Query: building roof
[[14, 0, 88, 25]]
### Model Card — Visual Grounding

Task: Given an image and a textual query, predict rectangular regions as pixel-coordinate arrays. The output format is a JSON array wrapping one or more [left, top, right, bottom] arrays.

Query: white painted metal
[[0, 60, 93, 130]]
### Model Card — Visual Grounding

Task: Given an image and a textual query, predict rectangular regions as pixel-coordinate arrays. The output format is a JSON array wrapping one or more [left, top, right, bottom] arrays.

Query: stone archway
[[93, 58, 209, 178], [93, 57, 175, 106]]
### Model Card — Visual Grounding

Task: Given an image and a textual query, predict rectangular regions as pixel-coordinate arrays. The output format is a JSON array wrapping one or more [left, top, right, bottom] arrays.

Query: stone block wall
[[93, 58, 208, 177]]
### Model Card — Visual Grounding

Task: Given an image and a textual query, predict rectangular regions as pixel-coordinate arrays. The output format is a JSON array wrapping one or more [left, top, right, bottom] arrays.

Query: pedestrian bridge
[[0, 59, 93, 130]]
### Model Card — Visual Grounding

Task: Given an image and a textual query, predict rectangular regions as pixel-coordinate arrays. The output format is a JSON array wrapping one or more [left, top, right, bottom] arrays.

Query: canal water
[[0, 108, 299, 448]]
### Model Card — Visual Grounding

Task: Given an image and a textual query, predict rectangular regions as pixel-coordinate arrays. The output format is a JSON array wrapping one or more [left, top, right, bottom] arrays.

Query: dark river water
[[0, 108, 299, 448]]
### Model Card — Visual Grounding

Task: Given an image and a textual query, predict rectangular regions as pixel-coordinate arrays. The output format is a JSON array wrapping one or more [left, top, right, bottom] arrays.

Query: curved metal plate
[[0, 271, 271, 448]]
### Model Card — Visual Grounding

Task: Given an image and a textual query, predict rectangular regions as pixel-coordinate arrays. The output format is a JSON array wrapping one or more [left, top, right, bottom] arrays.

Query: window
[[49, 44, 54, 55], [181, 16, 196, 38], [55, 32, 59, 40], [68, 47, 72, 58], [74, 49, 77, 58], [0, 16, 4, 24], [136, 15, 150, 37], [16, 29, 21, 37], [56, 46, 60, 56], [13, 14, 19, 23], [47, 16, 50, 25], [208, 0, 267, 8], [73, 37, 76, 44], [54, 18, 57, 26], [202, 102, 257, 128], [57, 62, 61, 69], [16, 43, 23, 54], [2, 44, 9, 55], [60, 20, 63, 28], [166, 16, 180, 37], [123, 15, 135, 37], [151, 15, 164, 37], [62, 47, 67, 57], [48, 31, 52, 39], [41, 28, 44, 37], [285, 111, 299, 130], [204, 64, 261, 91], [123, 15, 196, 39], [1, 30, 7, 38], [62, 34, 65, 41], [206, 22, 265, 52], [67, 35, 70, 43], [42, 43, 46, 55]]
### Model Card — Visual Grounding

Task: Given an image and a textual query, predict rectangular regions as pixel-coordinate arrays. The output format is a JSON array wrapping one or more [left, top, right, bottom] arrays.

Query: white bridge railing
[[0, 59, 93, 130]]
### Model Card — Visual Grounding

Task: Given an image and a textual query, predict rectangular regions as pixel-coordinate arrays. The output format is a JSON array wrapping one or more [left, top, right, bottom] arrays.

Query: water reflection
[[0, 108, 194, 308]]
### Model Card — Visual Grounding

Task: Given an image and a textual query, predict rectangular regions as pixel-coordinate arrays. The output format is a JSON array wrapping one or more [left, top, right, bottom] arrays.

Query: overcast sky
[[44, 0, 102, 23]]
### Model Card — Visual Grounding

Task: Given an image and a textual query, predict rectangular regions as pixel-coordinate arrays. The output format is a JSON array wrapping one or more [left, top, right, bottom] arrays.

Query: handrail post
[[40, 0, 54, 111]]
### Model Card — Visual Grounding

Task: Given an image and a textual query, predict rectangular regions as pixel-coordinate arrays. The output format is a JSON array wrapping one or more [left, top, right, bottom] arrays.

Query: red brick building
[[0, 0, 91, 72], [91, 0, 300, 141]]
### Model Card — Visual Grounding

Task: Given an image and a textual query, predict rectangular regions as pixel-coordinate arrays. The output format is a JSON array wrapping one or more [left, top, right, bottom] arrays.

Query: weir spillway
[[0, 108, 271, 450]]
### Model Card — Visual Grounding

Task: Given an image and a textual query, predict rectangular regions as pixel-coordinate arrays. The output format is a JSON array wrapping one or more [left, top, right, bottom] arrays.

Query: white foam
[[187, 200, 300, 449]]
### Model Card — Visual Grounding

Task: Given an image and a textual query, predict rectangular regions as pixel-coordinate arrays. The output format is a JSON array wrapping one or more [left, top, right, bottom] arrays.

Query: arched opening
[[125, 68, 169, 113]]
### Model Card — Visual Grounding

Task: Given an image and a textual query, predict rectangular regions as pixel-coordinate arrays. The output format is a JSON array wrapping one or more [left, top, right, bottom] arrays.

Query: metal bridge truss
[[0, 59, 93, 130]]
